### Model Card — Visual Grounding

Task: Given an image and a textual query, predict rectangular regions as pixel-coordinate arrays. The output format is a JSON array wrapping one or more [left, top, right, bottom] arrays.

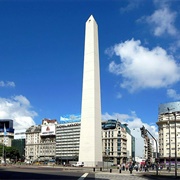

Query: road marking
[[78, 173, 88, 180]]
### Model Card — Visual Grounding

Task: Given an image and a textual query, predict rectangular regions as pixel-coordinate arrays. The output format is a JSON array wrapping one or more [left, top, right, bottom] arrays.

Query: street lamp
[[167, 108, 171, 171], [140, 126, 158, 176], [172, 112, 178, 178], [106, 149, 109, 170]]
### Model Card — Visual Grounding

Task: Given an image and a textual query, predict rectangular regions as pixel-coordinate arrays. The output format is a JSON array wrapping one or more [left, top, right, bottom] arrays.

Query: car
[[72, 162, 84, 167]]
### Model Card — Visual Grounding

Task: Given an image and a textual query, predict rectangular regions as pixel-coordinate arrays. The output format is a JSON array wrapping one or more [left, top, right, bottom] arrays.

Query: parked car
[[72, 162, 84, 167]]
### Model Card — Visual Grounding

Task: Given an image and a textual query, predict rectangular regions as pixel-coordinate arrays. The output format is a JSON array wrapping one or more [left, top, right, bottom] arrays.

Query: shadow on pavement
[[0, 167, 82, 180]]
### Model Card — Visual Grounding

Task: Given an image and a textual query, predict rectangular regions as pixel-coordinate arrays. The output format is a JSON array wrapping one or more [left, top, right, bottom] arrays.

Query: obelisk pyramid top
[[89, 15, 94, 20], [87, 15, 97, 24]]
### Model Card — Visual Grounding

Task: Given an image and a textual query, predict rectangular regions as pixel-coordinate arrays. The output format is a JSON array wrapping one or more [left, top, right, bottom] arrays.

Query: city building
[[11, 138, 25, 161], [25, 118, 57, 163], [25, 125, 41, 163], [14, 130, 26, 139], [0, 119, 14, 147], [56, 121, 80, 164], [0, 119, 14, 163], [131, 128, 145, 158], [156, 101, 180, 166], [140, 126, 157, 164], [143, 136, 153, 163], [102, 119, 135, 165], [55, 118, 134, 165], [24, 117, 134, 165], [123, 124, 135, 161]]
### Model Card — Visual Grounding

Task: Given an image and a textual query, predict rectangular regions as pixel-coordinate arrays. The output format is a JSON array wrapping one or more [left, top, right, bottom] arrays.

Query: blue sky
[[0, 0, 180, 140]]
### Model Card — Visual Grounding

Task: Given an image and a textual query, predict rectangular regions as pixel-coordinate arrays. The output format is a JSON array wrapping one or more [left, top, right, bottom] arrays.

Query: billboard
[[0, 119, 14, 133], [41, 125, 55, 136], [159, 101, 180, 115], [0, 119, 13, 129]]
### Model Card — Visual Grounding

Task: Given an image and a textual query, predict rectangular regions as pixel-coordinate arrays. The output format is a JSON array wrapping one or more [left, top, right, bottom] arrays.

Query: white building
[[102, 120, 135, 165], [25, 119, 57, 163], [25, 125, 41, 163], [56, 122, 80, 164], [157, 101, 180, 166], [131, 128, 145, 158], [55, 119, 134, 165], [14, 129, 26, 139]]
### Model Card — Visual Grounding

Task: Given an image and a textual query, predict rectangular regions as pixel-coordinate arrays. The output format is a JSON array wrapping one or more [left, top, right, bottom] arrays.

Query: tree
[[0, 144, 20, 162]]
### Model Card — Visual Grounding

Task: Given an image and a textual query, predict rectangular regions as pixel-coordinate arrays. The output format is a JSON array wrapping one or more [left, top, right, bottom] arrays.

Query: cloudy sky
[[0, 0, 180, 149]]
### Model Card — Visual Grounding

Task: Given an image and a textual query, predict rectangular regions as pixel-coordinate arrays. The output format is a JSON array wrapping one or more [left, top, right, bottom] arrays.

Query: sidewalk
[[93, 168, 180, 177]]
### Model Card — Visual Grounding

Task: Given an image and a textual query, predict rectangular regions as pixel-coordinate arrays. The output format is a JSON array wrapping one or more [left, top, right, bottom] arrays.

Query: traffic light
[[140, 126, 147, 137], [140, 126, 145, 136]]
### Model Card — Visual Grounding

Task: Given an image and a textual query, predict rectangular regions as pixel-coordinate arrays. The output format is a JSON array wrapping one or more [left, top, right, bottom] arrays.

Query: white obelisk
[[79, 15, 102, 167]]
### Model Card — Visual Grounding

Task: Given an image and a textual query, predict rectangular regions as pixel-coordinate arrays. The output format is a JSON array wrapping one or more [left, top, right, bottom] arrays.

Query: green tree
[[0, 144, 20, 162], [0, 143, 3, 156], [5, 146, 20, 160]]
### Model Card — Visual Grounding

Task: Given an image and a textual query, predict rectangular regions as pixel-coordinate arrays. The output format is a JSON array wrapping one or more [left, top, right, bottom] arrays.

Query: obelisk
[[79, 15, 102, 167]]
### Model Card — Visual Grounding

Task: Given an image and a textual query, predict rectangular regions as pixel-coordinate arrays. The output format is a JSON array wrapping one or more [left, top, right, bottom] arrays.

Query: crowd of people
[[117, 162, 160, 173]]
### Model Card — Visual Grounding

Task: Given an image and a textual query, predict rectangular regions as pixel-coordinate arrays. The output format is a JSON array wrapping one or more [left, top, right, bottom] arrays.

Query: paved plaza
[[95, 174, 151, 180], [94, 169, 180, 180]]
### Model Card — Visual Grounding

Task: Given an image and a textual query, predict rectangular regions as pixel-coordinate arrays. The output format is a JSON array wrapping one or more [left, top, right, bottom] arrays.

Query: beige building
[[25, 119, 57, 163], [102, 120, 135, 165], [143, 136, 153, 162], [55, 119, 134, 165], [25, 118, 134, 165], [25, 125, 41, 162], [157, 102, 180, 166]]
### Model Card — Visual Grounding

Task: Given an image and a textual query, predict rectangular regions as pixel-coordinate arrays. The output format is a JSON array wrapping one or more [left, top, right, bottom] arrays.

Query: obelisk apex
[[79, 15, 102, 167]]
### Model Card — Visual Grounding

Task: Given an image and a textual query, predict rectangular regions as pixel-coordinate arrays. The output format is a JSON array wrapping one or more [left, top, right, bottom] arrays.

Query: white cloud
[[146, 7, 177, 36], [108, 39, 180, 92], [102, 111, 158, 157], [102, 112, 158, 137], [60, 114, 81, 122], [120, 0, 143, 13], [169, 39, 180, 53], [167, 88, 180, 100], [0, 95, 37, 130], [0, 81, 15, 87]]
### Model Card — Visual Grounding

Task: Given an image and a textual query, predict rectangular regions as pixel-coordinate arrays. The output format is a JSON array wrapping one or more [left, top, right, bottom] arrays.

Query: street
[[0, 166, 91, 180], [0, 165, 179, 180]]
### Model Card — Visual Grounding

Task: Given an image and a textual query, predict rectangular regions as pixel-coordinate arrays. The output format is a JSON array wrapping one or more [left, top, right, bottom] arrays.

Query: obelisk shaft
[[79, 15, 102, 167]]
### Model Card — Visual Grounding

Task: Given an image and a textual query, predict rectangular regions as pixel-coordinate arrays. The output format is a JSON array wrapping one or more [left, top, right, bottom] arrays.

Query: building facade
[[0, 119, 14, 163], [55, 119, 135, 165], [102, 119, 135, 165], [25, 125, 41, 163], [24, 118, 134, 165], [156, 101, 180, 166], [56, 122, 80, 164], [25, 119, 57, 163], [0, 119, 14, 147]]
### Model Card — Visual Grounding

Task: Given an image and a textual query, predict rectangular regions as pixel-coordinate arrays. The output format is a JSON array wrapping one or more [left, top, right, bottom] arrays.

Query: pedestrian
[[129, 165, 133, 174]]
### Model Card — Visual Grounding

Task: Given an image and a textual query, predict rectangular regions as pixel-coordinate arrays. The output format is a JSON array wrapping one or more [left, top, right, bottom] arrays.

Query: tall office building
[[79, 15, 102, 167]]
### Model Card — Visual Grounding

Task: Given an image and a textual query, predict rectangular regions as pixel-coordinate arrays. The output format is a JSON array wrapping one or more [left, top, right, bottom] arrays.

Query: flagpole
[[2, 138, 4, 164], [2, 123, 6, 164]]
